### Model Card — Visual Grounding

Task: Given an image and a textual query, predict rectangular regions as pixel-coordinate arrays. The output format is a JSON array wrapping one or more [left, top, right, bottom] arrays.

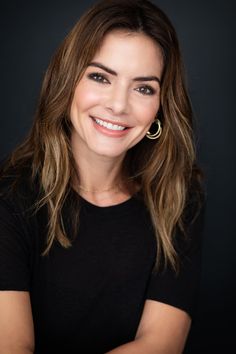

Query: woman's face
[[70, 30, 163, 160]]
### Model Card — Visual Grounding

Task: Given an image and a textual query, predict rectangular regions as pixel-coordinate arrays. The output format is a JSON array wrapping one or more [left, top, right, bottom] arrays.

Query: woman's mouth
[[90, 116, 131, 136], [93, 118, 127, 131], [90, 116, 131, 138]]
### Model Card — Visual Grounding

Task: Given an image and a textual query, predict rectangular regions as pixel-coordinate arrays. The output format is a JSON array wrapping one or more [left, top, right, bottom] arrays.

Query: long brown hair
[[0, 0, 203, 270]]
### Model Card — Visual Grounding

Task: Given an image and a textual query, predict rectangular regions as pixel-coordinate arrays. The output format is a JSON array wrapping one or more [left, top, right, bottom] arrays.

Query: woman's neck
[[71, 144, 131, 206]]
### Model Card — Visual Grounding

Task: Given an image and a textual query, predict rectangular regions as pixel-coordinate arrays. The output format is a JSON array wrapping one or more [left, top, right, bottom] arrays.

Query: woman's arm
[[105, 299, 191, 354], [0, 291, 35, 354]]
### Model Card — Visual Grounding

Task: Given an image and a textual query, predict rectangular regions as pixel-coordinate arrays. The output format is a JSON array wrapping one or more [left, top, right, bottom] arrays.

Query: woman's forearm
[[105, 337, 161, 354], [0, 348, 34, 354]]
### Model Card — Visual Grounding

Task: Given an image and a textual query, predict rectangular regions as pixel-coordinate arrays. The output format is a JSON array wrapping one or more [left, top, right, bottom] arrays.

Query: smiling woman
[[0, 1, 204, 353], [70, 31, 163, 162]]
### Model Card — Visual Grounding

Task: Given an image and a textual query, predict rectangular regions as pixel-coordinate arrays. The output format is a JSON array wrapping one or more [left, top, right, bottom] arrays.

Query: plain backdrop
[[0, 1, 235, 353]]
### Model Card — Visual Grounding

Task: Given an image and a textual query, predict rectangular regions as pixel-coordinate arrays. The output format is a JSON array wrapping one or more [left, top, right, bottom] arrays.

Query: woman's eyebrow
[[88, 61, 161, 84]]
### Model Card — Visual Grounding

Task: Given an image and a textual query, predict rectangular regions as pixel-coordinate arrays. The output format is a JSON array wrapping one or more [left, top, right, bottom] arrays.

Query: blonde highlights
[[0, 0, 203, 270]]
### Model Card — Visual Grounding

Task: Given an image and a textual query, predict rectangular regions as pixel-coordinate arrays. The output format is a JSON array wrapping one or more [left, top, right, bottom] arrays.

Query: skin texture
[[70, 30, 163, 160], [70, 30, 163, 206], [0, 291, 35, 353]]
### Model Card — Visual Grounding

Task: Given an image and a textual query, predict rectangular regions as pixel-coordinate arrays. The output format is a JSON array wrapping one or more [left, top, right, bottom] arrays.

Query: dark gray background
[[0, 1, 235, 353]]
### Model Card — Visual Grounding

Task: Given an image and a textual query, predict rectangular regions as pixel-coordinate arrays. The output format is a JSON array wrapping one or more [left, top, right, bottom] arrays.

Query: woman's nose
[[105, 84, 129, 115]]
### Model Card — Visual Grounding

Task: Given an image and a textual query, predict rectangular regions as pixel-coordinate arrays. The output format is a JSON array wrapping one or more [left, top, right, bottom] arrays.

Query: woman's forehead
[[91, 30, 164, 77]]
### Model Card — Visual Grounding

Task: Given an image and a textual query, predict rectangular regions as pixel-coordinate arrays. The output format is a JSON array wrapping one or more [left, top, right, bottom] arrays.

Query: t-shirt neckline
[[78, 193, 135, 211]]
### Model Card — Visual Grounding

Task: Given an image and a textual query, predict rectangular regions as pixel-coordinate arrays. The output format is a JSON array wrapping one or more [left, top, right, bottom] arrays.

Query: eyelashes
[[87, 72, 156, 96], [87, 72, 109, 84], [136, 86, 155, 96]]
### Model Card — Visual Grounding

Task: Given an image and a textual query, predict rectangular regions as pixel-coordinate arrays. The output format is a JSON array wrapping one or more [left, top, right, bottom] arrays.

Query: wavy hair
[[0, 0, 203, 271]]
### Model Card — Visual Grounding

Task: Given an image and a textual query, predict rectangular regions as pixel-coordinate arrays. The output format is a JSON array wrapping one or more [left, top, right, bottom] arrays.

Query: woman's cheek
[[135, 102, 158, 125], [75, 85, 103, 109]]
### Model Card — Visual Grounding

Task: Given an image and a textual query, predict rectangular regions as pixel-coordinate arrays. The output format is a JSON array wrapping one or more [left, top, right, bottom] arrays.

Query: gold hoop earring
[[146, 119, 162, 140]]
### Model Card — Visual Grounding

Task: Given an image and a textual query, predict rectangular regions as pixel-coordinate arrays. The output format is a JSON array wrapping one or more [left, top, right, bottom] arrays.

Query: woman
[[0, 0, 204, 353]]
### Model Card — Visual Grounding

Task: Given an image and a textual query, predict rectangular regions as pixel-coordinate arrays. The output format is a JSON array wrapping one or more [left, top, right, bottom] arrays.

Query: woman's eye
[[88, 72, 109, 84], [136, 85, 155, 96]]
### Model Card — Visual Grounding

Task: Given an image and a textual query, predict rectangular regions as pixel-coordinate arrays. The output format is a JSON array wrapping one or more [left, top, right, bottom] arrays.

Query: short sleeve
[[0, 198, 31, 291], [146, 204, 205, 319]]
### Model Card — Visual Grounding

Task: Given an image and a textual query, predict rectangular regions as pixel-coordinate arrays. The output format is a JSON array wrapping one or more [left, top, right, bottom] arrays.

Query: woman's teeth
[[94, 117, 126, 131]]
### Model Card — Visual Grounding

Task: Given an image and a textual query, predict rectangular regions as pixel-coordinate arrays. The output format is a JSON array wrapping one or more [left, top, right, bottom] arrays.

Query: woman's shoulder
[[174, 180, 206, 257], [184, 177, 205, 227], [0, 158, 39, 211]]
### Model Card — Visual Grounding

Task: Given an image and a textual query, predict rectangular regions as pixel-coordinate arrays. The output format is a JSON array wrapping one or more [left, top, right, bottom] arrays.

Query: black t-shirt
[[0, 171, 203, 353]]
